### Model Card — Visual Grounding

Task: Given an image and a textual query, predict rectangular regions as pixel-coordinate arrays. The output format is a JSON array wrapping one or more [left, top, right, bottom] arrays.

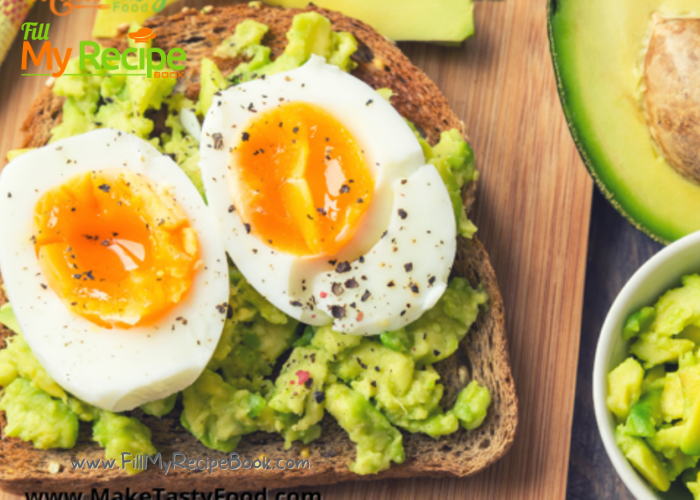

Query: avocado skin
[[547, 0, 700, 244]]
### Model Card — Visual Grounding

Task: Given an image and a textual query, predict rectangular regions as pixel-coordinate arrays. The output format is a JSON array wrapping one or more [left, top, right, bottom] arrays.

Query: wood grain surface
[[566, 191, 664, 500], [0, 0, 594, 498]]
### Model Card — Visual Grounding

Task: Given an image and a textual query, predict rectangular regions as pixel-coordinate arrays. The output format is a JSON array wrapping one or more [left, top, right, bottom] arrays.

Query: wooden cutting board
[[0, 0, 593, 498]]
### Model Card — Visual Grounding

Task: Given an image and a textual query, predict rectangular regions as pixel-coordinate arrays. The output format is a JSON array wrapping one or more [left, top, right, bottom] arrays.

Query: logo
[[111, 0, 168, 15], [21, 24, 186, 78], [21, 23, 72, 77], [39, 0, 107, 17], [129, 27, 156, 44], [38, 0, 167, 17]]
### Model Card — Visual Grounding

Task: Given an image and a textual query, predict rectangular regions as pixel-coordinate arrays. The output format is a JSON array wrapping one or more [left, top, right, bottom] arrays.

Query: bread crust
[[1, 4, 517, 493]]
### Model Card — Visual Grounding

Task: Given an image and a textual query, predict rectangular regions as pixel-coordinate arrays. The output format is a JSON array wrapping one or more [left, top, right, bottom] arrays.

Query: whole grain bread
[[0, 4, 517, 494]]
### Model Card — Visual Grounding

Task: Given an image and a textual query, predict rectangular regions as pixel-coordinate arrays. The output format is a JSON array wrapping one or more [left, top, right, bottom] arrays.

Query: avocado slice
[[263, 0, 474, 43], [615, 425, 671, 492], [682, 397, 700, 456], [607, 357, 644, 421], [548, 0, 700, 243]]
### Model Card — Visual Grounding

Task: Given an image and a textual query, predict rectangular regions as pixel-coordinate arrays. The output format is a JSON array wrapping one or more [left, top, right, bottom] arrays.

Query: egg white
[[200, 56, 456, 335], [0, 129, 230, 412]]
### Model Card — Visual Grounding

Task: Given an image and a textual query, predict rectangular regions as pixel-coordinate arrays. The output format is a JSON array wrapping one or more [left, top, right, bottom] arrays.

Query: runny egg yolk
[[232, 101, 373, 257], [33, 170, 201, 329]]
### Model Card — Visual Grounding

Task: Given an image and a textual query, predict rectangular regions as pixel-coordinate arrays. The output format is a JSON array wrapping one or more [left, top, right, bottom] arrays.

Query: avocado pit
[[644, 17, 700, 184]]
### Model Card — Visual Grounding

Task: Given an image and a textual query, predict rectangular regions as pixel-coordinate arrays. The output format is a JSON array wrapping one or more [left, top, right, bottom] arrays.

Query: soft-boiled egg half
[[200, 55, 457, 336], [0, 129, 229, 412]]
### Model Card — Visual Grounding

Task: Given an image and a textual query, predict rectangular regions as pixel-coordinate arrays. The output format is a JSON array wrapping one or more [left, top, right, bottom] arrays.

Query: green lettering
[[101, 47, 120, 71], [121, 48, 137, 70], [146, 48, 166, 77], [167, 48, 186, 71], [79, 41, 101, 71]]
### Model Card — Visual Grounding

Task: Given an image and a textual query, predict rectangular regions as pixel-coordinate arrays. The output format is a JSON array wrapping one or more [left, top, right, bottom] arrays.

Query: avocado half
[[548, 0, 700, 244]]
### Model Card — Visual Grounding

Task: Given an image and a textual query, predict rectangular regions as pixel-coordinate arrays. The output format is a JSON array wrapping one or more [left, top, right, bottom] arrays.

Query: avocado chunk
[[665, 451, 698, 483], [662, 371, 685, 422], [0, 303, 21, 334], [426, 129, 478, 238], [615, 425, 670, 492], [140, 393, 178, 417], [647, 423, 685, 456], [68, 397, 99, 422], [180, 370, 260, 453], [607, 357, 644, 421], [452, 380, 492, 431], [406, 277, 487, 365], [267, 346, 330, 432], [334, 339, 415, 397], [623, 307, 656, 341], [379, 328, 412, 352], [215, 12, 358, 83], [641, 365, 665, 392], [93, 411, 157, 475], [309, 324, 362, 356], [549, 0, 700, 242], [625, 388, 663, 438], [0, 378, 78, 449], [208, 269, 299, 385], [324, 383, 405, 475], [627, 274, 700, 367], [196, 57, 228, 116], [214, 19, 270, 61], [264, 0, 474, 43], [0, 332, 66, 401], [682, 396, 700, 456]]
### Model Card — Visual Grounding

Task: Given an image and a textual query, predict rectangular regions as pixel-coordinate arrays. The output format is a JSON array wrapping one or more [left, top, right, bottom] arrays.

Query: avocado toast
[[0, 4, 517, 493]]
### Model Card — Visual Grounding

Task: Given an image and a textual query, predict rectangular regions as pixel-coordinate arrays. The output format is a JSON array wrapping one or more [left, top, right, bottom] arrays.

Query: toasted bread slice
[[0, 4, 517, 494]]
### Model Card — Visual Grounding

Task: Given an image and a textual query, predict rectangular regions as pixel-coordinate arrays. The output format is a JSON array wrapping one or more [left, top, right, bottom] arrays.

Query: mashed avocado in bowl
[[595, 231, 700, 498], [0, 11, 490, 476]]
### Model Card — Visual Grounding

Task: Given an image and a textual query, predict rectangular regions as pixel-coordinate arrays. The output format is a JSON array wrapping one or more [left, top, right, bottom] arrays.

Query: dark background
[[566, 189, 664, 499]]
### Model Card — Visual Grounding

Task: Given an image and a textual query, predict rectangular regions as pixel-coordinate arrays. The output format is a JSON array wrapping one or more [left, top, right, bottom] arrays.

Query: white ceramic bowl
[[593, 230, 700, 500]]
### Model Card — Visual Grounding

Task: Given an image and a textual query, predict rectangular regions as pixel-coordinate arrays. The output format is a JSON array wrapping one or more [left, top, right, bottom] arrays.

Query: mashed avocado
[[0, 306, 71, 404], [407, 124, 478, 238], [607, 274, 700, 494], [0, 11, 489, 477], [180, 369, 258, 452], [215, 12, 358, 86], [93, 411, 158, 475], [0, 378, 77, 449], [452, 379, 492, 430], [325, 382, 405, 474], [140, 393, 178, 418], [0, 307, 157, 473], [1, 268, 490, 474]]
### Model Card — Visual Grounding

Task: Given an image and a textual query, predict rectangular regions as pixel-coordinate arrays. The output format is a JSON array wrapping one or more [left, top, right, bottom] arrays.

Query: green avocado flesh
[[607, 275, 700, 494], [264, 0, 474, 43], [549, 0, 700, 243], [0, 12, 488, 476]]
